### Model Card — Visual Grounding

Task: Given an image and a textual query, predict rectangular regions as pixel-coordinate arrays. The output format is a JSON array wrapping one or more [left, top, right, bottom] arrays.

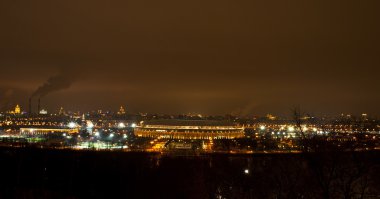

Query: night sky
[[1, 0, 379, 116]]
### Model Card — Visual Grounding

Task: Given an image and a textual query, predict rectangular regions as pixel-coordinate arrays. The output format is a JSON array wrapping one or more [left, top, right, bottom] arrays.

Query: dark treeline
[[0, 147, 379, 199]]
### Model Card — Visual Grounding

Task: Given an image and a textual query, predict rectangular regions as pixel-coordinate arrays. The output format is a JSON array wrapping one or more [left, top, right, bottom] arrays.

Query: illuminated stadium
[[134, 120, 244, 139]]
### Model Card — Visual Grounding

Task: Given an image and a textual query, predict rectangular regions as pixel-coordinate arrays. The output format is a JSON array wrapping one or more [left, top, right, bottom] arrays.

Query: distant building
[[39, 109, 48, 115], [135, 120, 244, 140], [20, 128, 79, 135], [59, 107, 66, 115], [117, 106, 126, 115], [15, 105, 21, 114], [9, 104, 21, 115], [266, 114, 276, 120]]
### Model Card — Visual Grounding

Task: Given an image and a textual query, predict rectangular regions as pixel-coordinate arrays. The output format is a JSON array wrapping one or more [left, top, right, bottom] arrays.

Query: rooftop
[[142, 119, 236, 127]]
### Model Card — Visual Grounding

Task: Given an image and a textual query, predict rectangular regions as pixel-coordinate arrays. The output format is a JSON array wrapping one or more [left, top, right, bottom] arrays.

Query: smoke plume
[[231, 102, 258, 117], [0, 89, 14, 111], [32, 71, 76, 98]]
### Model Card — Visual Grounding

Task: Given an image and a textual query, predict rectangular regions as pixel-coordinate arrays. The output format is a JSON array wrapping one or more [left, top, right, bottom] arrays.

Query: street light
[[87, 121, 94, 129], [68, 122, 77, 128], [118, 122, 126, 128]]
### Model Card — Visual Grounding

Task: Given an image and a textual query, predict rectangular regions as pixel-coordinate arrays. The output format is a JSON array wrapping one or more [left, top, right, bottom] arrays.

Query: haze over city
[[1, 0, 380, 116], [2, 1, 380, 199]]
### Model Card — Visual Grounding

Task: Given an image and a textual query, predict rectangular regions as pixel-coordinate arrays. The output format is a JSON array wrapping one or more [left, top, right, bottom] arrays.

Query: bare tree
[[292, 106, 308, 152]]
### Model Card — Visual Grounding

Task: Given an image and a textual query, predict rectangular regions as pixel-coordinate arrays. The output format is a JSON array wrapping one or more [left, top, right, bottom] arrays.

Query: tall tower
[[29, 97, 32, 115], [117, 106, 126, 115], [38, 98, 41, 114]]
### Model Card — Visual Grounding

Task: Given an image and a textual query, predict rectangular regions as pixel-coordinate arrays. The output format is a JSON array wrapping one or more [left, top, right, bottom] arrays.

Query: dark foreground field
[[0, 147, 379, 199]]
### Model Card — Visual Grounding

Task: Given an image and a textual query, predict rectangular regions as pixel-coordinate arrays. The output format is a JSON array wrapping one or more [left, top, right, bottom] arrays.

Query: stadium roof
[[143, 120, 236, 127]]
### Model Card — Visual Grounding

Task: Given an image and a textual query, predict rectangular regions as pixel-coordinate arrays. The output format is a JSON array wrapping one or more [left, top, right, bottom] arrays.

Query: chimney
[[29, 97, 32, 115], [38, 98, 41, 114]]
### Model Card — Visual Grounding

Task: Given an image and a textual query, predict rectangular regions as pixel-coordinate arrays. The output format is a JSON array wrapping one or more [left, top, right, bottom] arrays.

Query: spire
[[59, 107, 65, 115], [117, 106, 126, 115]]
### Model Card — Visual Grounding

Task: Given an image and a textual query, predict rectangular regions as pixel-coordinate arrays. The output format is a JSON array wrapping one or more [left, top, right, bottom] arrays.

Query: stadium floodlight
[[68, 122, 77, 128]]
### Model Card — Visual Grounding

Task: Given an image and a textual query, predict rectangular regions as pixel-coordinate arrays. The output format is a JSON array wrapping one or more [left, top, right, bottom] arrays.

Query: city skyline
[[2, 102, 378, 121], [1, 1, 380, 198]]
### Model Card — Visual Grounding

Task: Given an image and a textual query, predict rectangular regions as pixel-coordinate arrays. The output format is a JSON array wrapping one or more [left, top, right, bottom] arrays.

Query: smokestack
[[29, 97, 32, 115], [38, 98, 41, 114]]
